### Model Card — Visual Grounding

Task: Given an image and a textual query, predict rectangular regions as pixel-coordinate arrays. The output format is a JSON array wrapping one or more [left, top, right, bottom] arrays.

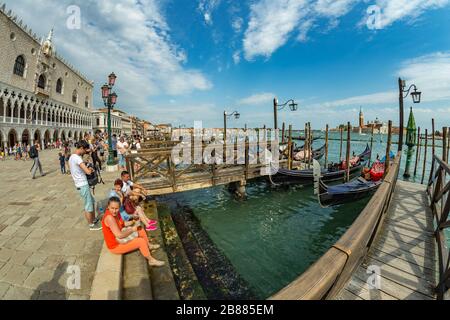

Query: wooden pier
[[336, 180, 436, 300], [271, 152, 450, 300]]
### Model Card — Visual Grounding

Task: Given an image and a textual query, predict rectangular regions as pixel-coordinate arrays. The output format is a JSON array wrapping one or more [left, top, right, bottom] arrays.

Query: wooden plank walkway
[[336, 180, 438, 300]]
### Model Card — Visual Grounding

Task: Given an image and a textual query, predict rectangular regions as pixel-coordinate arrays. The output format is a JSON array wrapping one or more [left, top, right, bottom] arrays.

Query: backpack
[[86, 163, 105, 194], [29, 146, 38, 159]]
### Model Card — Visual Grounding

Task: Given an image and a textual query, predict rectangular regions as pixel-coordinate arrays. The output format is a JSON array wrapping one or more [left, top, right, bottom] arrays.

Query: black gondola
[[317, 177, 382, 207], [314, 156, 385, 207], [272, 145, 371, 186]]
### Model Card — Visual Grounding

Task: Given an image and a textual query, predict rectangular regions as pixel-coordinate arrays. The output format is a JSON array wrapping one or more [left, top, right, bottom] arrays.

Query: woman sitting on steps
[[102, 197, 165, 267]]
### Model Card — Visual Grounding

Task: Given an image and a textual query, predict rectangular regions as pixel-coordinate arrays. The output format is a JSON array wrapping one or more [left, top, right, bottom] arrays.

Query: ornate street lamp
[[101, 73, 119, 167], [273, 98, 298, 130], [398, 78, 421, 152], [223, 110, 241, 161]]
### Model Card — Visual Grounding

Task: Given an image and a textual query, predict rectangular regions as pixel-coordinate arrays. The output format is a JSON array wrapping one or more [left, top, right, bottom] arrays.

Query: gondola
[[293, 143, 327, 160], [314, 157, 386, 207], [272, 144, 371, 186], [285, 136, 321, 142]]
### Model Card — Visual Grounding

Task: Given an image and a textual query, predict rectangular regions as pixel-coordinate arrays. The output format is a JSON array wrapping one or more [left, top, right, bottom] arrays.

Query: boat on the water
[[314, 156, 388, 207], [271, 145, 371, 186]]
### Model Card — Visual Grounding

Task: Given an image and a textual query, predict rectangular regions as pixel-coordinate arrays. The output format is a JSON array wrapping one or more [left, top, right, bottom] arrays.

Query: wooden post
[[421, 129, 428, 185], [308, 122, 312, 169], [414, 127, 421, 176], [432, 119, 435, 160], [384, 121, 393, 178], [263, 125, 266, 143], [369, 125, 374, 167], [303, 123, 309, 168], [281, 122, 286, 144], [443, 127, 448, 163], [345, 122, 351, 182], [324, 124, 329, 169], [447, 132, 450, 164], [245, 135, 250, 180], [288, 125, 293, 170], [339, 127, 343, 162]]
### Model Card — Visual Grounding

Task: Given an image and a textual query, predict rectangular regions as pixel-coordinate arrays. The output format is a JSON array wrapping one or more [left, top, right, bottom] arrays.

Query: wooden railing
[[126, 140, 281, 195], [427, 155, 450, 300], [270, 152, 402, 300]]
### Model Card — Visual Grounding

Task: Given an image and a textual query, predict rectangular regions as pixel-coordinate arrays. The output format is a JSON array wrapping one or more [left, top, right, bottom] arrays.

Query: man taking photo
[[69, 140, 102, 231]]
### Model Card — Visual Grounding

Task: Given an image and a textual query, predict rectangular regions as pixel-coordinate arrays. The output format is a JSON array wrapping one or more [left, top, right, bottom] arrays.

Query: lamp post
[[403, 107, 417, 178], [273, 98, 298, 131], [101, 72, 118, 167], [223, 110, 240, 162], [398, 78, 421, 152]]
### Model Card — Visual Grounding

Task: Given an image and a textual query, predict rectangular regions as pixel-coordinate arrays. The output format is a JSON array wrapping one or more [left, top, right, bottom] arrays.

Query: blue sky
[[3, 0, 450, 130]]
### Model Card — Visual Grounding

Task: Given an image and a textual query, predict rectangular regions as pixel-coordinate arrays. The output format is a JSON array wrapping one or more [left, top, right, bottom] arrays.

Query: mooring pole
[[303, 123, 310, 168], [443, 127, 448, 163], [288, 125, 293, 170], [384, 120, 393, 178], [339, 127, 343, 162], [369, 125, 374, 167], [432, 119, 435, 160], [414, 127, 421, 176], [346, 122, 351, 182], [308, 122, 312, 169], [421, 129, 428, 185], [281, 122, 286, 144], [325, 124, 329, 169]]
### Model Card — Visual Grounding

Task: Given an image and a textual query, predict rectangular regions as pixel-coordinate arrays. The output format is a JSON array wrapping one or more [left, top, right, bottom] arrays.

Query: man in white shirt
[[116, 136, 129, 171], [69, 141, 101, 231], [121, 170, 149, 196]]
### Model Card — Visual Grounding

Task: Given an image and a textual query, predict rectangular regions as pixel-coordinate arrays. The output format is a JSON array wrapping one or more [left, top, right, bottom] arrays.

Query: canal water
[[162, 132, 448, 299]]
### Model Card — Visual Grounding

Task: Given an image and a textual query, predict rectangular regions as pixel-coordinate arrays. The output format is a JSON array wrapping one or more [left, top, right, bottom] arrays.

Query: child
[[59, 152, 66, 174]]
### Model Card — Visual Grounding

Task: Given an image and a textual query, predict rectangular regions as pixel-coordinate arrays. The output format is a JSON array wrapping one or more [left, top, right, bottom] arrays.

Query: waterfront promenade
[[0, 149, 117, 299]]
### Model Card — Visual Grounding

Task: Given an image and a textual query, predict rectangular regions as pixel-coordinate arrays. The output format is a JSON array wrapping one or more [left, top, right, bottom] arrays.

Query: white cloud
[[232, 17, 244, 33], [314, 0, 357, 17], [297, 19, 315, 42], [232, 51, 241, 64], [198, 0, 221, 25], [238, 92, 276, 106], [243, 0, 449, 60], [306, 51, 450, 110], [363, 0, 449, 30], [2, 0, 212, 118], [243, 0, 309, 60]]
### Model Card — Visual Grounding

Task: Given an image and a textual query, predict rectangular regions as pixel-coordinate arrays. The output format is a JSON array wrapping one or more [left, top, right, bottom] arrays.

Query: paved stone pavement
[[0, 149, 120, 300]]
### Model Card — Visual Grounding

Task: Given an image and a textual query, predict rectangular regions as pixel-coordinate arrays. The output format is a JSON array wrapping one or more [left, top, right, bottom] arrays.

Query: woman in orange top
[[102, 197, 165, 267]]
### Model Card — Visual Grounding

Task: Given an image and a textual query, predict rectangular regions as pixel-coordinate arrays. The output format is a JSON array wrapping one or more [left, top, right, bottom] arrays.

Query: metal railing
[[427, 155, 450, 300]]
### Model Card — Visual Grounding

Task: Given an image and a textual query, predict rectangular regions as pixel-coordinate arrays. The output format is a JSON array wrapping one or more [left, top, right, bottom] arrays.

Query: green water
[[168, 133, 449, 299]]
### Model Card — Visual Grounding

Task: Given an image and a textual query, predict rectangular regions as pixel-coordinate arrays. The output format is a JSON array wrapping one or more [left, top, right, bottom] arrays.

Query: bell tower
[[359, 107, 364, 128]]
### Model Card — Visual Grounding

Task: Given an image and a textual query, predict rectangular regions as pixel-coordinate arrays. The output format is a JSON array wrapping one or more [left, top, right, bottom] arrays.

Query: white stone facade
[[0, 5, 94, 148], [92, 109, 122, 136]]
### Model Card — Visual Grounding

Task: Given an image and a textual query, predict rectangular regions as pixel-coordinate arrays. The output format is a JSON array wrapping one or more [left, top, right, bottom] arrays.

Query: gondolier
[[29, 141, 45, 180]]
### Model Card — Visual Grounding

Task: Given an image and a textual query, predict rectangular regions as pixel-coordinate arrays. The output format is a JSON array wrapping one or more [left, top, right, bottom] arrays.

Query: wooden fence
[[270, 152, 402, 300]]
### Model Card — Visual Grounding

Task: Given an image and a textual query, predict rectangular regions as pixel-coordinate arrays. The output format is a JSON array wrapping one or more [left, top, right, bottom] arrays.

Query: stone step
[[122, 250, 153, 300], [143, 200, 180, 300], [171, 205, 257, 300], [157, 203, 207, 300]]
